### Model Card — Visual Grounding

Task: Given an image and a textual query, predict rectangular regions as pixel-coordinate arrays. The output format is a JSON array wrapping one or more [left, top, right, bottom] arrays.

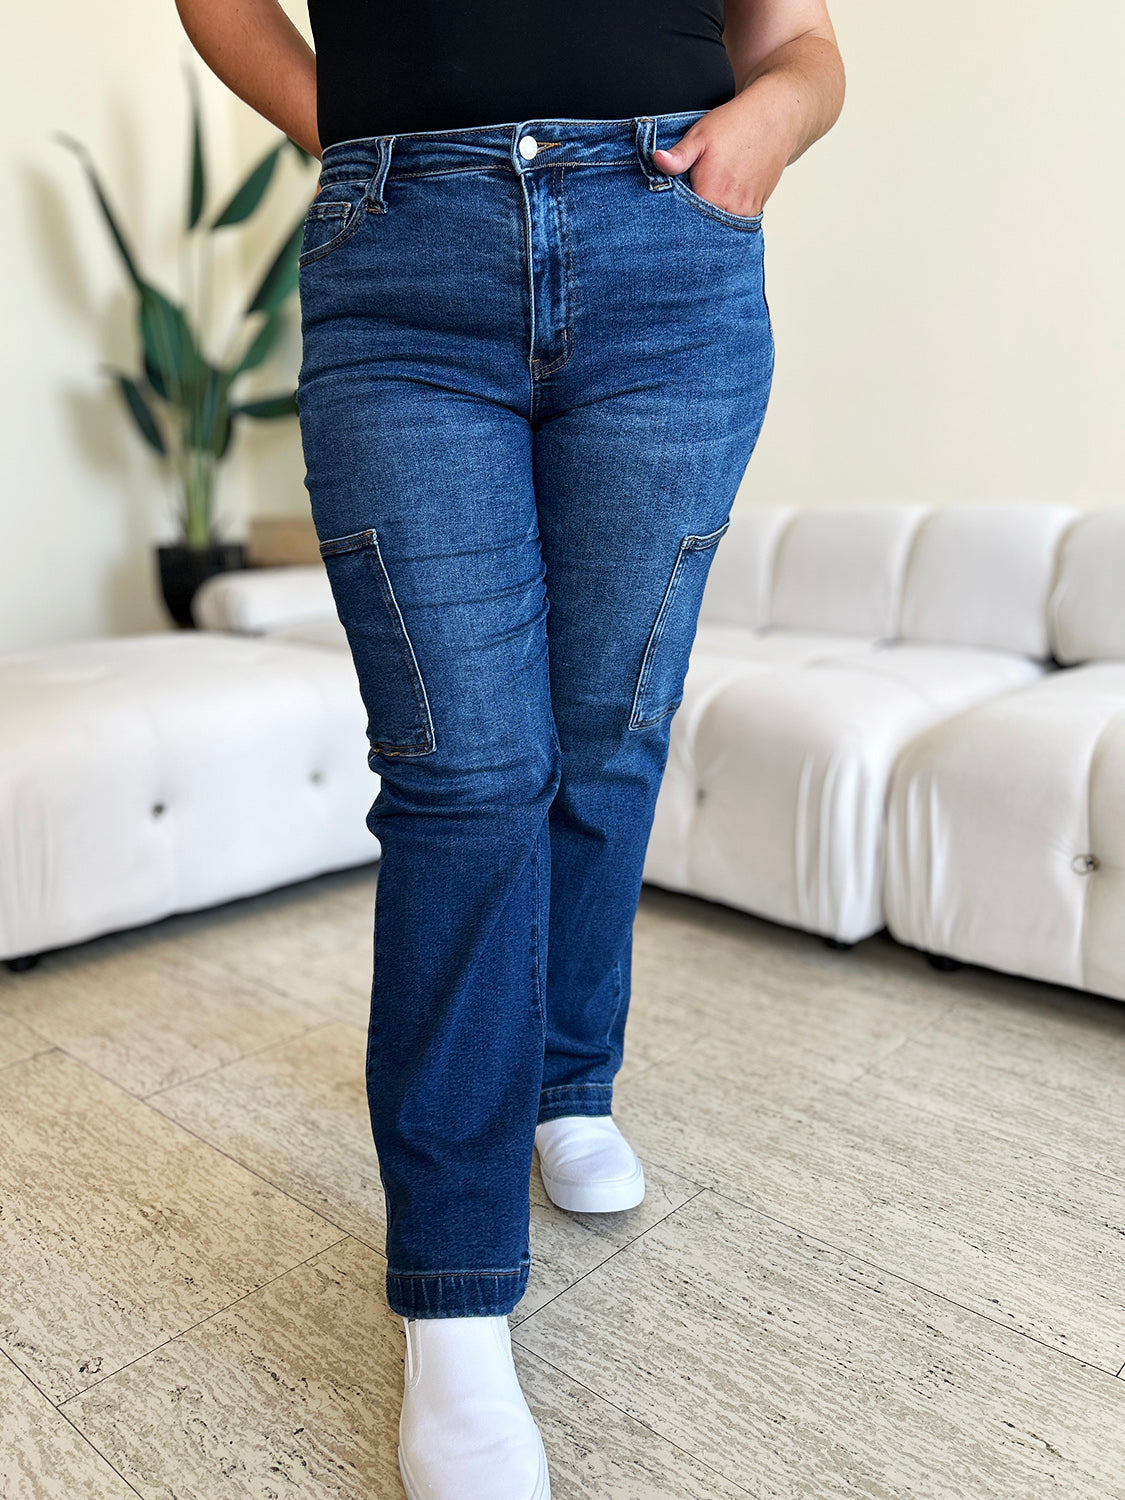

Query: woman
[[175, 2, 844, 1494]]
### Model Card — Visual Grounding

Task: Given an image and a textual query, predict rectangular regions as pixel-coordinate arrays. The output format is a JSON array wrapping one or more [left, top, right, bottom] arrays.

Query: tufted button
[[310, 770, 325, 785], [151, 802, 166, 818], [1071, 852, 1100, 874], [518, 135, 539, 161]]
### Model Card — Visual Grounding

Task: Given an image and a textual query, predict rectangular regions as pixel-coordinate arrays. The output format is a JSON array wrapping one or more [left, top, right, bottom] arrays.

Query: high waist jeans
[[295, 109, 774, 1319]]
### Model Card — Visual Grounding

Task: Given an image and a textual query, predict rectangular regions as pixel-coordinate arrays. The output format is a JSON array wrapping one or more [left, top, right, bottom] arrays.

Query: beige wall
[[1, 0, 315, 651], [743, 1, 1125, 508], [3, 1, 1123, 650]]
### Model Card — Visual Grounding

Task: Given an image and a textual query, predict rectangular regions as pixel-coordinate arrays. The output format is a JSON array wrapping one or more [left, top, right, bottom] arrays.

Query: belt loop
[[635, 116, 672, 192], [364, 135, 395, 213]]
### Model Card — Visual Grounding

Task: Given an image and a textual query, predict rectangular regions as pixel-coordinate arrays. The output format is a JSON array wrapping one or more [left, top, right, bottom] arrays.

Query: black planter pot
[[157, 542, 248, 628]]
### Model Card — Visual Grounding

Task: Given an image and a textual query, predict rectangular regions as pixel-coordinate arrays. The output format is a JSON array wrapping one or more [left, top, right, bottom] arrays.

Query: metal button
[[518, 135, 539, 161]]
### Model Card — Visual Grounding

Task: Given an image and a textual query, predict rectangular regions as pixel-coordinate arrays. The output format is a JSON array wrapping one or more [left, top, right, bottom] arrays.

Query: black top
[[309, 1, 735, 151]]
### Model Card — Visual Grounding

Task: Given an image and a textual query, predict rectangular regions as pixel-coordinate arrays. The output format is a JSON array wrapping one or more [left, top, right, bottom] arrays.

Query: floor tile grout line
[[611, 1030, 727, 1090], [1, 1348, 148, 1498], [152, 957, 373, 1023], [141, 1016, 345, 1101], [129, 1101, 392, 1265], [845, 995, 964, 1084], [514, 1186, 709, 1328], [515, 1341, 757, 1498], [2, 1030, 302, 1119], [0, 1042, 58, 1075], [691, 1178, 1125, 1384], [619, 1038, 1125, 1200], [0, 1002, 61, 1050], [5, 1043, 387, 1260], [613, 1031, 900, 1104], [57, 1233, 353, 1409]]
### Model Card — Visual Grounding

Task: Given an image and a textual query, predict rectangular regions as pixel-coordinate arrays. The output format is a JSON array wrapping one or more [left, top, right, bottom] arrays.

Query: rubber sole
[[538, 1157, 646, 1214], [399, 1429, 551, 1499]]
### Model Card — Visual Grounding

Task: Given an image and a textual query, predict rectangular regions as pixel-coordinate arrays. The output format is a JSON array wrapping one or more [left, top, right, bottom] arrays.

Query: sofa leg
[[5, 954, 41, 973], [822, 936, 855, 951], [926, 952, 963, 973]]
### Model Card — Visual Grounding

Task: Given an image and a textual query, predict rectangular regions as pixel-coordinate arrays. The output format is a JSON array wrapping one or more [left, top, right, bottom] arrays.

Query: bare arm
[[173, 0, 321, 159], [653, 0, 845, 217]]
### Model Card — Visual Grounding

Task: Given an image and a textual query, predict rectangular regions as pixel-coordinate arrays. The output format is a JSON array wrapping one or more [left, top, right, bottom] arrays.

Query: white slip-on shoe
[[534, 1114, 646, 1214], [398, 1314, 550, 1500]]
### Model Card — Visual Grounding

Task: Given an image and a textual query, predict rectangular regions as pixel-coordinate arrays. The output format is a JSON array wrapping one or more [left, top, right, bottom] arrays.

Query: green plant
[[57, 65, 316, 549]]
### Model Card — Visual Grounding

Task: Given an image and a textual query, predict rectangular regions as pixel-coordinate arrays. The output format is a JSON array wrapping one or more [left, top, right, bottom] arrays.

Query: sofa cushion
[[0, 634, 376, 960], [193, 565, 335, 635], [884, 662, 1125, 1000], [645, 643, 1046, 943], [814, 642, 1045, 717], [897, 503, 1077, 659], [692, 624, 882, 666], [644, 653, 768, 892], [767, 504, 930, 639], [698, 504, 795, 630], [266, 617, 349, 651], [1046, 507, 1125, 665], [645, 626, 884, 893]]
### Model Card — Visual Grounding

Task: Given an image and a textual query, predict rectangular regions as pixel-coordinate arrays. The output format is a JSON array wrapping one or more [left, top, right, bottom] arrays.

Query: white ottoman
[[0, 632, 378, 966]]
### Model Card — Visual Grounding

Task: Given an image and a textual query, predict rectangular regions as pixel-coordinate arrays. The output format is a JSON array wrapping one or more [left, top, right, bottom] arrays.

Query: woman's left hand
[[652, 83, 803, 219]]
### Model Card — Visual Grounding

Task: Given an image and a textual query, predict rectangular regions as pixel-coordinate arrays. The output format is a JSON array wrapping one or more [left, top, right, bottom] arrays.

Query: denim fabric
[[295, 109, 774, 1318]]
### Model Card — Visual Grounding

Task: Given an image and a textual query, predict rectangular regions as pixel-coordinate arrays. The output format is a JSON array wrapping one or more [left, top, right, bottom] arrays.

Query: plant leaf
[[106, 366, 167, 453], [211, 143, 282, 228], [139, 281, 206, 395], [144, 350, 169, 401], [54, 131, 144, 289], [232, 392, 298, 419], [218, 409, 237, 459], [184, 365, 233, 454], [245, 212, 305, 316], [231, 310, 283, 375], [186, 65, 206, 230]]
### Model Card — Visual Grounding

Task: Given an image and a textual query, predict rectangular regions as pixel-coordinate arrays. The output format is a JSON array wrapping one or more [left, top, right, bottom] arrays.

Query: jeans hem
[[386, 1261, 531, 1319], [537, 1085, 614, 1123]]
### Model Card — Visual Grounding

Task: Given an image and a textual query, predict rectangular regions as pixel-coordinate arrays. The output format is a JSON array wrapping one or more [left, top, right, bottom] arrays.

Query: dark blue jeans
[[296, 109, 774, 1318]]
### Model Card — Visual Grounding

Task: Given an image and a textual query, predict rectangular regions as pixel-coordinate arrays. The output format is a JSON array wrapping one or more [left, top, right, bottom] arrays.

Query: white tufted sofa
[[0, 632, 375, 966], [646, 501, 1125, 1002], [3, 502, 1123, 1006]]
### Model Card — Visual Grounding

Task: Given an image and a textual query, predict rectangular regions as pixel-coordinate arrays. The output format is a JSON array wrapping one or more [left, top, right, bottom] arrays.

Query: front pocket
[[671, 176, 764, 233], [628, 519, 732, 730], [298, 178, 374, 268], [318, 529, 436, 757]]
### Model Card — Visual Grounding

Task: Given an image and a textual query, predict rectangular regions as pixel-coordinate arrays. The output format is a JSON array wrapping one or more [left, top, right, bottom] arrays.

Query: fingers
[[652, 133, 705, 176]]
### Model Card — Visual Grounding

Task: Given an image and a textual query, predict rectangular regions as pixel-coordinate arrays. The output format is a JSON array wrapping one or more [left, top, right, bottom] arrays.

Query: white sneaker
[[534, 1114, 646, 1214], [398, 1314, 550, 1500]]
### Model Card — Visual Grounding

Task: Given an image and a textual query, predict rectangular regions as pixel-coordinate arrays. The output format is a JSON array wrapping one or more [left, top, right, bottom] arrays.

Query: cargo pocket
[[628, 519, 731, 730], [318, 528, 436, 758]]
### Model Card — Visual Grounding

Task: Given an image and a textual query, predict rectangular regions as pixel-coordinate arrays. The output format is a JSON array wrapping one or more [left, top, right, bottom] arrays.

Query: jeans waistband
[[318, 109, 709, 187]]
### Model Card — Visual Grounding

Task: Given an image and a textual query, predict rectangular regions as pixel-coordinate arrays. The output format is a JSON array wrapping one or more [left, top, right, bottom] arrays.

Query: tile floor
[[2, 865, 1124, 1498]]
